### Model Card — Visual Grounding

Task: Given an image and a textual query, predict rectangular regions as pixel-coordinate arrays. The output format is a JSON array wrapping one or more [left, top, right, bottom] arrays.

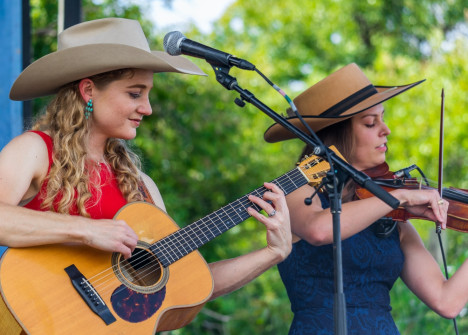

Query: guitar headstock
[[296, 145, 346, 187]]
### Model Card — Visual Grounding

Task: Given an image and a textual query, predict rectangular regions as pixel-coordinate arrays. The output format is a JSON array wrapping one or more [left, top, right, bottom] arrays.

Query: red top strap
[[29, 130, 53, 170], [24, 131, 127, 219]]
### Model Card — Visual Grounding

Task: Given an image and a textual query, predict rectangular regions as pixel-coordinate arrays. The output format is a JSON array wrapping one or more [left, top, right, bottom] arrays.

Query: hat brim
[[264, 79, 425, 143], [10, 44, 206, 101]]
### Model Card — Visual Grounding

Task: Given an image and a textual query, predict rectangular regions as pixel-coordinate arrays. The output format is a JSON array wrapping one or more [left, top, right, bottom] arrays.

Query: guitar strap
[[138, 179, 155, 205]]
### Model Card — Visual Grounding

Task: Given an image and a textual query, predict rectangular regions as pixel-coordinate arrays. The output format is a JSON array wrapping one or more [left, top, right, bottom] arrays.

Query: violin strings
[[377, 175, 452, 190]]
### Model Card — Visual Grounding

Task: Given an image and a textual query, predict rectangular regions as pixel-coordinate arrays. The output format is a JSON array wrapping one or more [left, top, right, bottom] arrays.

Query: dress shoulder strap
[[28, 130, 53, 168]]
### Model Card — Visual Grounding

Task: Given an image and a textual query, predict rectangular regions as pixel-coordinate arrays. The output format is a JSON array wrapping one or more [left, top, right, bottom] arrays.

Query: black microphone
[[394, 164, 417, 178], [163, 31, 255, 70]]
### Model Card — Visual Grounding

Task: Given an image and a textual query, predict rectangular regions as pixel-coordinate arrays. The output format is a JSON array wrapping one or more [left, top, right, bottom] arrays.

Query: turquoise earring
[[85, 99, 93, 119]]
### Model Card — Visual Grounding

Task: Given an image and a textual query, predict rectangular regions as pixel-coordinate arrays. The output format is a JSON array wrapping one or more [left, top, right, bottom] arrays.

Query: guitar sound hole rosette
[[111, 241, 169, 294]]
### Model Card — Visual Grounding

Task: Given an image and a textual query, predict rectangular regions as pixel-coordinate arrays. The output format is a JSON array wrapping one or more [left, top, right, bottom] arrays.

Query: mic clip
[[211, 65, 238, 90]]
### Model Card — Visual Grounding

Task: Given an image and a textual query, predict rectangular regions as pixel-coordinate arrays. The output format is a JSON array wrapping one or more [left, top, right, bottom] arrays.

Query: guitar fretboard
[[150, 167, 308, 267]]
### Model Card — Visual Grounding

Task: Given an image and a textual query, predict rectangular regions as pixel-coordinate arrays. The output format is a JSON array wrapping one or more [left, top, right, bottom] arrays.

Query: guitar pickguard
[[111, 285, 166, 323]]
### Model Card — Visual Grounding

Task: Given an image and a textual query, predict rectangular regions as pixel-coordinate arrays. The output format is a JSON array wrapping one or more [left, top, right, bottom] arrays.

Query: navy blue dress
[[278, 193, 404, 334]]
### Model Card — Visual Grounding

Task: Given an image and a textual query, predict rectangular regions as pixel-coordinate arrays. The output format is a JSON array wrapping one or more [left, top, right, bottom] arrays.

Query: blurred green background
[[28, 0, 468, 333]]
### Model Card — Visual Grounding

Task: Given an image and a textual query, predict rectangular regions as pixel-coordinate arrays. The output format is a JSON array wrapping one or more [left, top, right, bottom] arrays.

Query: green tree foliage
[[28, 0, 468, 334], [157, 1, 468, 334]]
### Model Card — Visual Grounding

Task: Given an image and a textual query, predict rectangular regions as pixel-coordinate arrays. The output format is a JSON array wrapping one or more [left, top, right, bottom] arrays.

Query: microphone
[[163, 31, 255, 70], [394, 164, 417, 178]]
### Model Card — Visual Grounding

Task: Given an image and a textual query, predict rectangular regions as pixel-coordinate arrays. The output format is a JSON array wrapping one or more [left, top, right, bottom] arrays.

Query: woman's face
[[349, 104, 391, 171], [90, 69, 154, 140]]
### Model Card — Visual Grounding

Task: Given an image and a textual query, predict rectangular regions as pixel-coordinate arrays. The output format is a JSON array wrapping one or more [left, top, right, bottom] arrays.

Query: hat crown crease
[[58, 18, 150, 52], [294, 63, 372, 118]]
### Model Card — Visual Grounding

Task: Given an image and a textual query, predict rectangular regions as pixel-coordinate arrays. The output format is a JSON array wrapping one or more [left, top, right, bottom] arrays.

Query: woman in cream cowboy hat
[[264, 63, 466, 334], [0, 18, 292, 332]]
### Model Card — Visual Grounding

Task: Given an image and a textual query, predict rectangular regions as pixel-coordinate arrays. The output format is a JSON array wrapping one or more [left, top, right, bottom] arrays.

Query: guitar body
[[0, 202, 214, 334], [0, 151, 331, 335]]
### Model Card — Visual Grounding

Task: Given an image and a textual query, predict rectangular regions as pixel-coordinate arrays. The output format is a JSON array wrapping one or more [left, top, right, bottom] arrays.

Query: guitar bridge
[[65, 264, 116, 325]]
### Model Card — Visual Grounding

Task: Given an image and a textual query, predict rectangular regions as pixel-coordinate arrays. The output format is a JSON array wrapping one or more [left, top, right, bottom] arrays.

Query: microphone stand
[[211, 65, 401, 335]]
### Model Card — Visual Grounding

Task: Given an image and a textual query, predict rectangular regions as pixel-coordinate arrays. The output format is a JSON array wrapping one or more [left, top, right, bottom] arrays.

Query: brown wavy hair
[[299, 118, 354, 162], [32, 69, 144, 216]]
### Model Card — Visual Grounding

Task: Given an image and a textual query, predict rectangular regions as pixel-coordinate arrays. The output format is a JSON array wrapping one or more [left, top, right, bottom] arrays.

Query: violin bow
[[438, 89, 444, 202], [437, 88, 459, 335], [437, 88, 444, 233]]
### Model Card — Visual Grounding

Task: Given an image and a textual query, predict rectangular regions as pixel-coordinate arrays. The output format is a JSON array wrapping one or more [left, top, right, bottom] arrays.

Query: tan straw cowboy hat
[[10, 17, 206, 101], [264, 63, 424, 143]]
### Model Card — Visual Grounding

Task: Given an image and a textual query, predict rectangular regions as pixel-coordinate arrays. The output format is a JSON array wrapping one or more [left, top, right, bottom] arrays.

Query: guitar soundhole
[[111, 241, 169, 294]]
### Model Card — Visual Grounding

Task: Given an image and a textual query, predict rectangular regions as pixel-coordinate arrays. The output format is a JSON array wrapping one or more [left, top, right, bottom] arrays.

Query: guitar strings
[[88, 166, 316, 300], [88, 168, 307, 299], [85, 168, 309, 298], [104, 181, 298, 295]]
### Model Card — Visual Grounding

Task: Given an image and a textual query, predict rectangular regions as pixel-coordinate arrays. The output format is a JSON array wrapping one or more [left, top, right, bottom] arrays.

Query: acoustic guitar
[[0, 151, 336, 334]]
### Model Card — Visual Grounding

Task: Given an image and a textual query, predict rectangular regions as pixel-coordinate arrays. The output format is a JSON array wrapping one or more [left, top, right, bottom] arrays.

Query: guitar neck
[[151, 166, 309, 268]]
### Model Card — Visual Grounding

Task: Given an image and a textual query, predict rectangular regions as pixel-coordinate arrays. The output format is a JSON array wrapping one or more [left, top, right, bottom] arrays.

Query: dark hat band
[[320, 84, 378, 117]]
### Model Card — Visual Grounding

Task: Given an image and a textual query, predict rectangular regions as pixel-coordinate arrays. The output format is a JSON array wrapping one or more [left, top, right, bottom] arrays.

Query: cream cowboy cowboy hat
[[264, 63, 424, 143], [10, 17, 206, 101]]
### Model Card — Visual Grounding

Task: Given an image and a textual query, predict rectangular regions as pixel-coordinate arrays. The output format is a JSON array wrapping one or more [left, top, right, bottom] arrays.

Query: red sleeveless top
[[24, 131, 127, 219]]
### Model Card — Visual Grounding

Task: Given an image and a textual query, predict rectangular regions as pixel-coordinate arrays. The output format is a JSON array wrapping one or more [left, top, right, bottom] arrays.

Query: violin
[[355, 162, 468, 233]]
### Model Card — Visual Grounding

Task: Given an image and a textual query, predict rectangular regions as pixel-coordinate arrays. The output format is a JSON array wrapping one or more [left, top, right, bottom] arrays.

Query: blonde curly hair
[[32, 69, 144, 217]]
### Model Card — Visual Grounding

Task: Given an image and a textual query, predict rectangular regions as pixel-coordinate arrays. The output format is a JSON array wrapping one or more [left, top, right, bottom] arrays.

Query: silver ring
[[438, 199, 444, 205], [268, 209, 277, 217]]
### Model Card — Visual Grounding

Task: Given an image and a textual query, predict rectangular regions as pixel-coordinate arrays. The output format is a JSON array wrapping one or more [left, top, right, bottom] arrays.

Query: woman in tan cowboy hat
[[264, 63, 466, 334], [0, 18, 291, 332]]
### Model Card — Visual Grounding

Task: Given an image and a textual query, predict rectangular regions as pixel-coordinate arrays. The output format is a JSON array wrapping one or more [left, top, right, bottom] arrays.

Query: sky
[[150, 0, 236, 33]]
